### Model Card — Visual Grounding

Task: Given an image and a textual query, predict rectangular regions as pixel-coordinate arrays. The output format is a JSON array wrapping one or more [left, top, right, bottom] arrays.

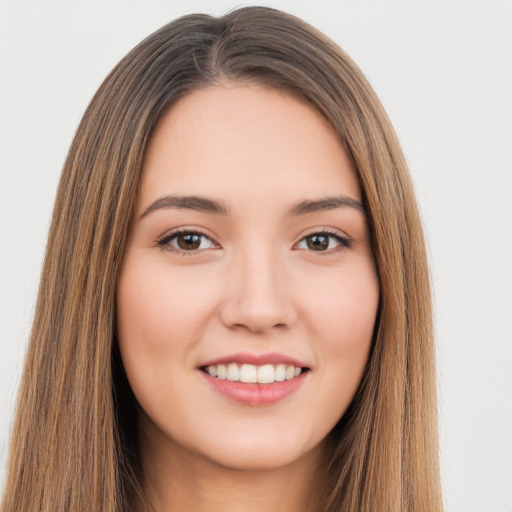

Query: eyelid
[[156, 227, 352, 255], [293, 228, 352, 252], [157, 228, 221, 255]]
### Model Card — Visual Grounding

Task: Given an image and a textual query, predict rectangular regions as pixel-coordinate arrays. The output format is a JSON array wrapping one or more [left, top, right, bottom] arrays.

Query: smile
[[202, 363, 304, 384], [199, 354, 311, 406]]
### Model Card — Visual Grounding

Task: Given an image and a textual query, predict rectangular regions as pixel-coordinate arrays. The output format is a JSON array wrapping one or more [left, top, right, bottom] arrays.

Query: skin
[[117, 83, 380, 512]]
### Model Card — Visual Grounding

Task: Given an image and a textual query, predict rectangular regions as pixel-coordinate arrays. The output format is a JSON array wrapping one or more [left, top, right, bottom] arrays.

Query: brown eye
[[296, 232, 350, 252], [305, 234, 330, 251], [176, 233, 202, 250], [158, 231, 217, 253]]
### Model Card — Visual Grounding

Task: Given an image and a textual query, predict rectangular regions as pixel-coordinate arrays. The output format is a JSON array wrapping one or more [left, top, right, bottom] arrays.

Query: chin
[[194, 432, 325, 472]]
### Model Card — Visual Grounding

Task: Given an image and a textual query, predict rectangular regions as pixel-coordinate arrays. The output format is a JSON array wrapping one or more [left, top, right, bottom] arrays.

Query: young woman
[[1, 7, 443, 512]]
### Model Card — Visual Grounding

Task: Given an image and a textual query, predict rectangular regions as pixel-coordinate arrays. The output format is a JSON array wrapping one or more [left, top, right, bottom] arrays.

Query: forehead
[[138, 83, 360, 213]]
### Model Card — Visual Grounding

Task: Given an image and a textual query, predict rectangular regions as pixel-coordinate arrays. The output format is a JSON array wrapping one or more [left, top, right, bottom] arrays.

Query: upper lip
[[200, 352, 309, 368]]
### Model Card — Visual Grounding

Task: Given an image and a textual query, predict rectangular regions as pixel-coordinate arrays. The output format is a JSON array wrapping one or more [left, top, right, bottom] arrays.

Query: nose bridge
[[220, 240, 296, 333]]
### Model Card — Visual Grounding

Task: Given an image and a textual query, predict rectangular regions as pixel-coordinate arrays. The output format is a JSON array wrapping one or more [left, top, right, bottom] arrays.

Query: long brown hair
[[1, 7, 443, 511]]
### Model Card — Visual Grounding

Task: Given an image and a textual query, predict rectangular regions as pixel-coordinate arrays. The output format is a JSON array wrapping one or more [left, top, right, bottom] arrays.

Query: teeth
[[204, 363, 304, 384], [217, 364, 227, 379], [226, 363, 239, 381], [275, 364, 286, 381], [257, 364, 275, 384], [240, 364, 257, 383]]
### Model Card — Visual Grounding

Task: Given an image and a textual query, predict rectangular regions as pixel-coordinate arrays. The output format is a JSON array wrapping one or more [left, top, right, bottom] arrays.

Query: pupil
[[178, 234, 201, 250], [307, 235, 328, 251]]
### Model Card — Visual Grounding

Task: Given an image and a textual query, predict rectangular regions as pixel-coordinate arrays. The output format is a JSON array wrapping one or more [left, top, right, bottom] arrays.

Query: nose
[[219, 248, 297, 334]]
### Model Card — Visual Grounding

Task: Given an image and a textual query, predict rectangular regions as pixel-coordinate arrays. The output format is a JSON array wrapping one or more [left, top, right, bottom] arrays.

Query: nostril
[[218, 277, 298, 333]]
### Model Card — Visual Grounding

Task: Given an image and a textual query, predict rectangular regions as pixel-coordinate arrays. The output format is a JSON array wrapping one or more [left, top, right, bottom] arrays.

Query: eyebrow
[[140, 194, 365, 219], [287, 196, 365, 216], [140, 195, 228, 218]]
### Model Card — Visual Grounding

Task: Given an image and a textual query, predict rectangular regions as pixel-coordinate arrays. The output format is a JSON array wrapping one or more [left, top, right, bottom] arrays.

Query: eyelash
[[157, 229, 352, 256], [157, 229, 217, 255], [296, 229, 352, 252]]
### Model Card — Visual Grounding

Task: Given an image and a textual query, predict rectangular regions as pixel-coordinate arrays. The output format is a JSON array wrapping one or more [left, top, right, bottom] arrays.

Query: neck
[[136, 419, 328, 512]]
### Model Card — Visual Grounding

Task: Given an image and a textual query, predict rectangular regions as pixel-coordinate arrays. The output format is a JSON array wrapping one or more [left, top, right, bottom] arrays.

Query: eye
[[295, 231, 351, 252], [158, 230, 218, 253]]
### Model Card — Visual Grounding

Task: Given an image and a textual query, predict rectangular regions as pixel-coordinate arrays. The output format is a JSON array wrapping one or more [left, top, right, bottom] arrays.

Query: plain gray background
[[1, 1, 511, 510]]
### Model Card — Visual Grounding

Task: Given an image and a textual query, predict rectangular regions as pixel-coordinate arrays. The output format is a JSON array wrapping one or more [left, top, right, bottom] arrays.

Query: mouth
[[198, 352, 311, 405], [198, 353, 310, 405], [200, 363, 309, 384]]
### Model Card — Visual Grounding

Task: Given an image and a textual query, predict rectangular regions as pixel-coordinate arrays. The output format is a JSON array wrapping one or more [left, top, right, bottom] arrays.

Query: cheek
[[297, 259, 379, 383], [304, 261, 378, 340], [118, 258, 209, 347], [115, 256, 224, 431], [115, 256, 219, 392]]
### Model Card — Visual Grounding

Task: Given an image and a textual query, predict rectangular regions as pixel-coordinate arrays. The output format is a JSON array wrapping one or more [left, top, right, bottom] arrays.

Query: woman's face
[[117, 84, 379, 471]]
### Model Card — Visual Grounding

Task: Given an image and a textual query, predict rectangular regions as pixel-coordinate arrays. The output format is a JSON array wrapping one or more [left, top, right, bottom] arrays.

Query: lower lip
[[200, 371, 308, 406]]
